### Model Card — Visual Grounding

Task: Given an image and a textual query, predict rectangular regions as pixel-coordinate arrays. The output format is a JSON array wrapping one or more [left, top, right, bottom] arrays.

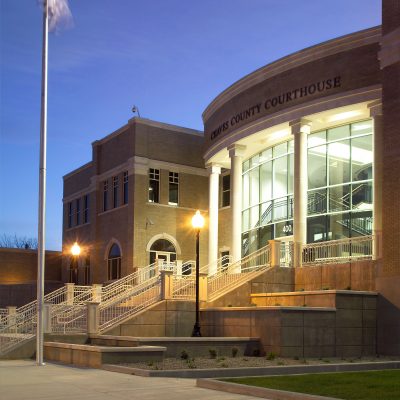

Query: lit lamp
[[71, 242, 81, 284], [191, 210, 204, 337]]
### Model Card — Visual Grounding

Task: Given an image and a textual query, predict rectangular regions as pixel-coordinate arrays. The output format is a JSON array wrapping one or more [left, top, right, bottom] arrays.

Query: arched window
[[149, 239, 176, 265], [108, 243, 121, 280]]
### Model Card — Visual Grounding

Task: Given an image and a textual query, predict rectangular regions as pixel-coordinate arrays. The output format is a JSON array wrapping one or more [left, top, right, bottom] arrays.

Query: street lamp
[[71, 242, 81, 284], [191, 210, 204, 337]]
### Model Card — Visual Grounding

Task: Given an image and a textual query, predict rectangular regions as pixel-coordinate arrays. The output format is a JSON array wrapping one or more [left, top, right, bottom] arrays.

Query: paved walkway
[[0, 360, 259, 400]]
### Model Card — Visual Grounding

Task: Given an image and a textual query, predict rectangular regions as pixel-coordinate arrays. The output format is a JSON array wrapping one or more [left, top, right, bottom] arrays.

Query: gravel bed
[[119, 356, 398, 370]]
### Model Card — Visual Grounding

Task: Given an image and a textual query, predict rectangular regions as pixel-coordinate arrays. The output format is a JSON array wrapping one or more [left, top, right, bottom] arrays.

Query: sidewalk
[[0, 360, 259, 400]]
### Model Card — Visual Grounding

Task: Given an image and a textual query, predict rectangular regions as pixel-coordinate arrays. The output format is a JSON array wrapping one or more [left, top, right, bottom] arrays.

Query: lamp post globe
[[71, 242, 81, 256], [71, 242, 81, 284], [191, 210, 204, 337]]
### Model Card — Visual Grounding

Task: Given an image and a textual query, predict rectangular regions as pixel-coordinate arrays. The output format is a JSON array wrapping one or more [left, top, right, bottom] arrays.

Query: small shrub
[[277, 360, 285, 365], [231, 346, 239, 358], [217, 356, 226, 362], [298, 288, 304, 292], [147, 361, 153, 367], [220, 362, 228, 368], [293, 356, 299, 360], [303, 303, 307, 307], [346, 286, 352, 290], [187, 360, 196, 369], [252, 349, 261, 357], [322, 287, 330, 290], [208, 348, 217, 359], [180, 350, 189, 360], [266, 352, 276, 360], [323, 359, 331, 363]]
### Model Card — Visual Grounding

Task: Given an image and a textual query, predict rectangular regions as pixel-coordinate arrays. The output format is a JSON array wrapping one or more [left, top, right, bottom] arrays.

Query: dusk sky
[[0, 0, 381, 250]]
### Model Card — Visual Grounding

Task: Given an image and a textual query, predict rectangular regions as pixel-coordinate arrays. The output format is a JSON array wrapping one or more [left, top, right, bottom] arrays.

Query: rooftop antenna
[[132, 105, 141, 118]]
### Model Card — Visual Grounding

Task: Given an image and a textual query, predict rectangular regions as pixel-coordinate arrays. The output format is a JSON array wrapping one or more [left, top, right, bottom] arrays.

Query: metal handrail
[[172, 275, 196, 299], [208, 244, 272, 301], [201, 254, 233, 275], [98, 275, 161, 332], [302, 235, 374, 265]]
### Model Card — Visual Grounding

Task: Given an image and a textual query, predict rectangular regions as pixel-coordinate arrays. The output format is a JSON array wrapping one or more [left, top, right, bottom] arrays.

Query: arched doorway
[[108, 243, 121, 280], [149, 239, 177, 265]]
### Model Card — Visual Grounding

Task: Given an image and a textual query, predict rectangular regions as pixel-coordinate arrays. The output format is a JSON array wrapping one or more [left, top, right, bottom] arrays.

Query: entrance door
[[149, 239, 177, 271], [155, 251, 171, 263]]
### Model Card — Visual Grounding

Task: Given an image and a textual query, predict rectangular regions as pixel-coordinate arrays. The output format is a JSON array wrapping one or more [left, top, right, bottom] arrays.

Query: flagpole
[[37, 0, 49, 366]]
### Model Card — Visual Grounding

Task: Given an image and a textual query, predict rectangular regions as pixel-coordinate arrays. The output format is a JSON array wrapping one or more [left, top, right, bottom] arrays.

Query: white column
[[290, 119, 311, 267], [207, 164, 221, 275], [368, 101, 383, 260], [86, 302, 100, 335], [228, 144, 246, 263], [91, 284, 102, 303], [65, 283, 75, 305]]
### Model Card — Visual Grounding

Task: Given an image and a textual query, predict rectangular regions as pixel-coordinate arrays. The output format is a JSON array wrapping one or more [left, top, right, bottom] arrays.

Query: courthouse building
[[63, 1, 400, 353]]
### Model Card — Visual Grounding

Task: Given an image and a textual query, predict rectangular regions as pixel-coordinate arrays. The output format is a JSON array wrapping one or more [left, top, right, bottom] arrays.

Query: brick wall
[[0, 248, 62, 284]]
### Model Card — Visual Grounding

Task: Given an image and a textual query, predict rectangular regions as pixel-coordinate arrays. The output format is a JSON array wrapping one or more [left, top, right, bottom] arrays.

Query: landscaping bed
[[118, 355, 398, 371]]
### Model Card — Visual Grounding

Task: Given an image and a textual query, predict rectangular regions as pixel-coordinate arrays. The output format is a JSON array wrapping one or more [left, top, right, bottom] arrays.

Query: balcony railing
[[301, 235, 374, 266]]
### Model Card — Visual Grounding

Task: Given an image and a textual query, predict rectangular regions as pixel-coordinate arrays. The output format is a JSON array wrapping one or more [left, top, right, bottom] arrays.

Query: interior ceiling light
[[309, 141, 372, 164], [352, 123, 372, 132], [270, 128, 289, 140], [327, 110, 363, 123]]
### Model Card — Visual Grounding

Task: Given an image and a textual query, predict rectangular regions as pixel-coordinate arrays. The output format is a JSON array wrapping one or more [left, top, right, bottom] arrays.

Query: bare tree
[[0, 234, 38, 249]]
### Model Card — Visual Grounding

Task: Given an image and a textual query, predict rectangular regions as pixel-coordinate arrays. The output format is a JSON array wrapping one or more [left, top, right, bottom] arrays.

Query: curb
[[196, 379, 337, 400], [102, 360, 400, 379]]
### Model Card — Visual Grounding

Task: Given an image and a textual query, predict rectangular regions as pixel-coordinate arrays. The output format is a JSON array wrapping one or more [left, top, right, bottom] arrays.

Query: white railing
[[52, 305, 87, 334], [302, 235, 374, 266], [100, 261, 178, 304], [49, 262, 169, 334], [208, 244, 271, 301], [0, 309, 8, 328], [0, 284, 96, 355], [172, 275, 196, 299], [170, 255, 234, 300], [202, 255, 233, 276], [98, 276, 161, 332]]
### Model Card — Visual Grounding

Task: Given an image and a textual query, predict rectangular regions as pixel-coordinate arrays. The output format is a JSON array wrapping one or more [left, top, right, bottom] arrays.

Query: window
[[222, 175, 230, 207], [113, 176, 119, 208], [149, 239, 177, 273], [108, 244, 121, 280], [169, 172, 179, 205], [103, 180, 108, 212], [148, 168, 160, 203], [68, 202, 73, 228], [241, 140, 294, 256], [83, 194, 89, 223], [307, 119, 373, 243], [221, 251, 230, 270], [76, 198, 81, 225], [83, 255, 90, 285], [123, 171, 128, 204]]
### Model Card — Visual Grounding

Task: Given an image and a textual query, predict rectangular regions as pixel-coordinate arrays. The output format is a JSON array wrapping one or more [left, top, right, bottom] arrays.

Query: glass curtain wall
[[307, 119, 373, 243], [242, 140, 294, 257]]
